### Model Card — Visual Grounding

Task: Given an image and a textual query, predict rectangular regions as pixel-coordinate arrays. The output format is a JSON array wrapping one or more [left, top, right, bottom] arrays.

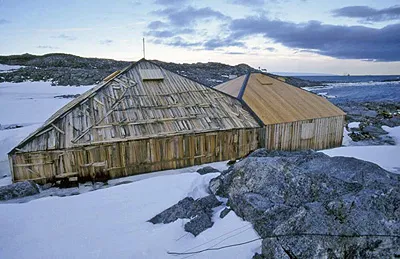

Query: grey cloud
[[147, 6, 232, 50], [225, 51, 246, 55], [154, 6, 229, 27], [203, 38, 245, 50], [147, 21, 166, 30], [37, 45, 59, 49], [154, 0, 189, 6], [145, 28, 194, 38], [52, 34, 76, 41], [228, 15, 400, 61], [153, 37, 202, 48], [228, 0, 265, 6], [100, 39, 113, 45], [0, 18, 10, 24], [265, 47, 276, 52], [332, 5, 400, 22]]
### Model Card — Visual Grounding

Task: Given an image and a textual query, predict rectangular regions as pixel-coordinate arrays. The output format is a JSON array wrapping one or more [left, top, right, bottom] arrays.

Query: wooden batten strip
[[94, 98, 104, 106], [51, 123, 65, 135], [26, 168, 40, 177], [15, 162, 53, 167], [72, 84, 135, 144], [36, 127, 53, 137]]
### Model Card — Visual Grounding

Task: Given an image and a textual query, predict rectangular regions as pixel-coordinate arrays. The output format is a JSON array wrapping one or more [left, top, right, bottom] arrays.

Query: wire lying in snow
[[168, 233, 400, 256]]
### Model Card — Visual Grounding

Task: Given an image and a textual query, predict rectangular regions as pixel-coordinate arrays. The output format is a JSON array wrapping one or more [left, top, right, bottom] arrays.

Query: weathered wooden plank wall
[[264, 115, 344, 150], [10, 128, 260, 183]]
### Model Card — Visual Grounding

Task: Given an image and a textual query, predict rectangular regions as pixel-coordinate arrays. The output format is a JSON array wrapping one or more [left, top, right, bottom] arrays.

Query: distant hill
[[0, 53, 320, 87], [272, 72, 338, 77]]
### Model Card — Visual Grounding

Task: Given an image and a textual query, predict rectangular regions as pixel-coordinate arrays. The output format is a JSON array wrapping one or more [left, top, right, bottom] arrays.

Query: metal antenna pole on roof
[[143, 38, 146, 59]]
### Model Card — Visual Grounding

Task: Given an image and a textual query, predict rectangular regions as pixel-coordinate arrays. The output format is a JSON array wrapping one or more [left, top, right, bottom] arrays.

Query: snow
[[0, 171, 261, 259], [322, 145, 400, 173], [382, 125, 400, 144], [331, 125, 400, 173], [0, 64, 24, 73], [348, 122, 360, 128], [0, 82, 92, 185], [0, 81, 92, 125]]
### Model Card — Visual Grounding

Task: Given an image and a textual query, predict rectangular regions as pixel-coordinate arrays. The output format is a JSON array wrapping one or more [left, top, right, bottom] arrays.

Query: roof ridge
[[238, 73, 250, 100]]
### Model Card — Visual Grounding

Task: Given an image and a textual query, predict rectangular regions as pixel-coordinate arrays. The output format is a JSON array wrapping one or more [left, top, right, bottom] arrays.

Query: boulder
[[148, 197, 197, 224], [149, 194, 222, 236], [219, 207, 231, 218], [0, 181, 40, 200], [361, 125, 388, 137], [196, 166, 220, 175], [184, 212, 213, 236], [211, 149, 400, 258]]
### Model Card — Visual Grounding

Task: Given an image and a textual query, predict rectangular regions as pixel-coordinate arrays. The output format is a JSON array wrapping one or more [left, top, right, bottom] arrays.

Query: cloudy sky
[[0, 0, 399, 75]]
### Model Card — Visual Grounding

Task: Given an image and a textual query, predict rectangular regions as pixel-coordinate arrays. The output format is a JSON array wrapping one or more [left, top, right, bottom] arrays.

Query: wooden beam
[[71, 85, 135, 144], [93, 98, 104, 106], [51, 123, 65, 135], [15, 162, 53, 167]]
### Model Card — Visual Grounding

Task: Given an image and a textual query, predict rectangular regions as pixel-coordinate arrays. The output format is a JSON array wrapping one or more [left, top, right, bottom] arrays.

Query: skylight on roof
[[139, 69, 164, 81]]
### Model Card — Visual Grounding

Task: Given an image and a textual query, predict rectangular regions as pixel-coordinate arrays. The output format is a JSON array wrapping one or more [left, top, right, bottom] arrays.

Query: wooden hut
[[8, 60, 262, 183], [215, 72, 346, 150]]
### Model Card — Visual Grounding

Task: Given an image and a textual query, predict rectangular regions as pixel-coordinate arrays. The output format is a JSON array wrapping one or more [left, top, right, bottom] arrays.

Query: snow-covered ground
[[0, 163, 261, 259], [0, 81, 399, 258], [0, 82, 92, 185], [0, 64, 24, 73]]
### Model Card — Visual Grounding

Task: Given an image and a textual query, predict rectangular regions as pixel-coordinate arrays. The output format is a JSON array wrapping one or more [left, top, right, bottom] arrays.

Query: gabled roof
[[10, 59, 260, 153], [215, 72, 345, 125]]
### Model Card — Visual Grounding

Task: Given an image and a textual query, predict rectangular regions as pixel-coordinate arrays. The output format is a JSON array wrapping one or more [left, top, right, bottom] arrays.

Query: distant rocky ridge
[[0, 53, 320, 87]]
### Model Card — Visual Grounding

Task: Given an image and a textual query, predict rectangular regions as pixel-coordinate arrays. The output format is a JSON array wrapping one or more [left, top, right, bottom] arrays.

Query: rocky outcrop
[[0, 180, 40, 200], [210, 149, 400, 258], [149, 194, 222, 236], [338, 101, 400, 145], [0, 53, 319, 87]]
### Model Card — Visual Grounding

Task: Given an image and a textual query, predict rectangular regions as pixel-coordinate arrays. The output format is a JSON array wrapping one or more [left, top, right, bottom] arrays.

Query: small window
[[301, 123, 315, 139]]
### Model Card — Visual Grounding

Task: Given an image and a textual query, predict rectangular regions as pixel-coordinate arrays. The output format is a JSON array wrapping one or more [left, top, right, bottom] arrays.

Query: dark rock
[[219, 207, 231, 218], [212, 148, 400, 258], [40, 183, 53, 190], [0, 181, 40, 200], [361, 125, 388, 137], [252, 253, 266, 259], [0, 53, 316, 87], [149, 194, 222, 235], [92, 182, 105, 190], [196, 194, 222, 209], [149, 197, 196, 224], [54, 94, 81, 99], [184, 212, 213, 236], [227, 159, 237, 165], [196, 166, 220, 175], [113, 180, 133, 186]]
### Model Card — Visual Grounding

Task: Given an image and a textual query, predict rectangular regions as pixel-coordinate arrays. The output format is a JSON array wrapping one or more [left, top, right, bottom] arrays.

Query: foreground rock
[[210, 149, 400, 258], [149, 194, 222, 236], [0, 181, 40, 200], [196, 166, 220, 175]]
